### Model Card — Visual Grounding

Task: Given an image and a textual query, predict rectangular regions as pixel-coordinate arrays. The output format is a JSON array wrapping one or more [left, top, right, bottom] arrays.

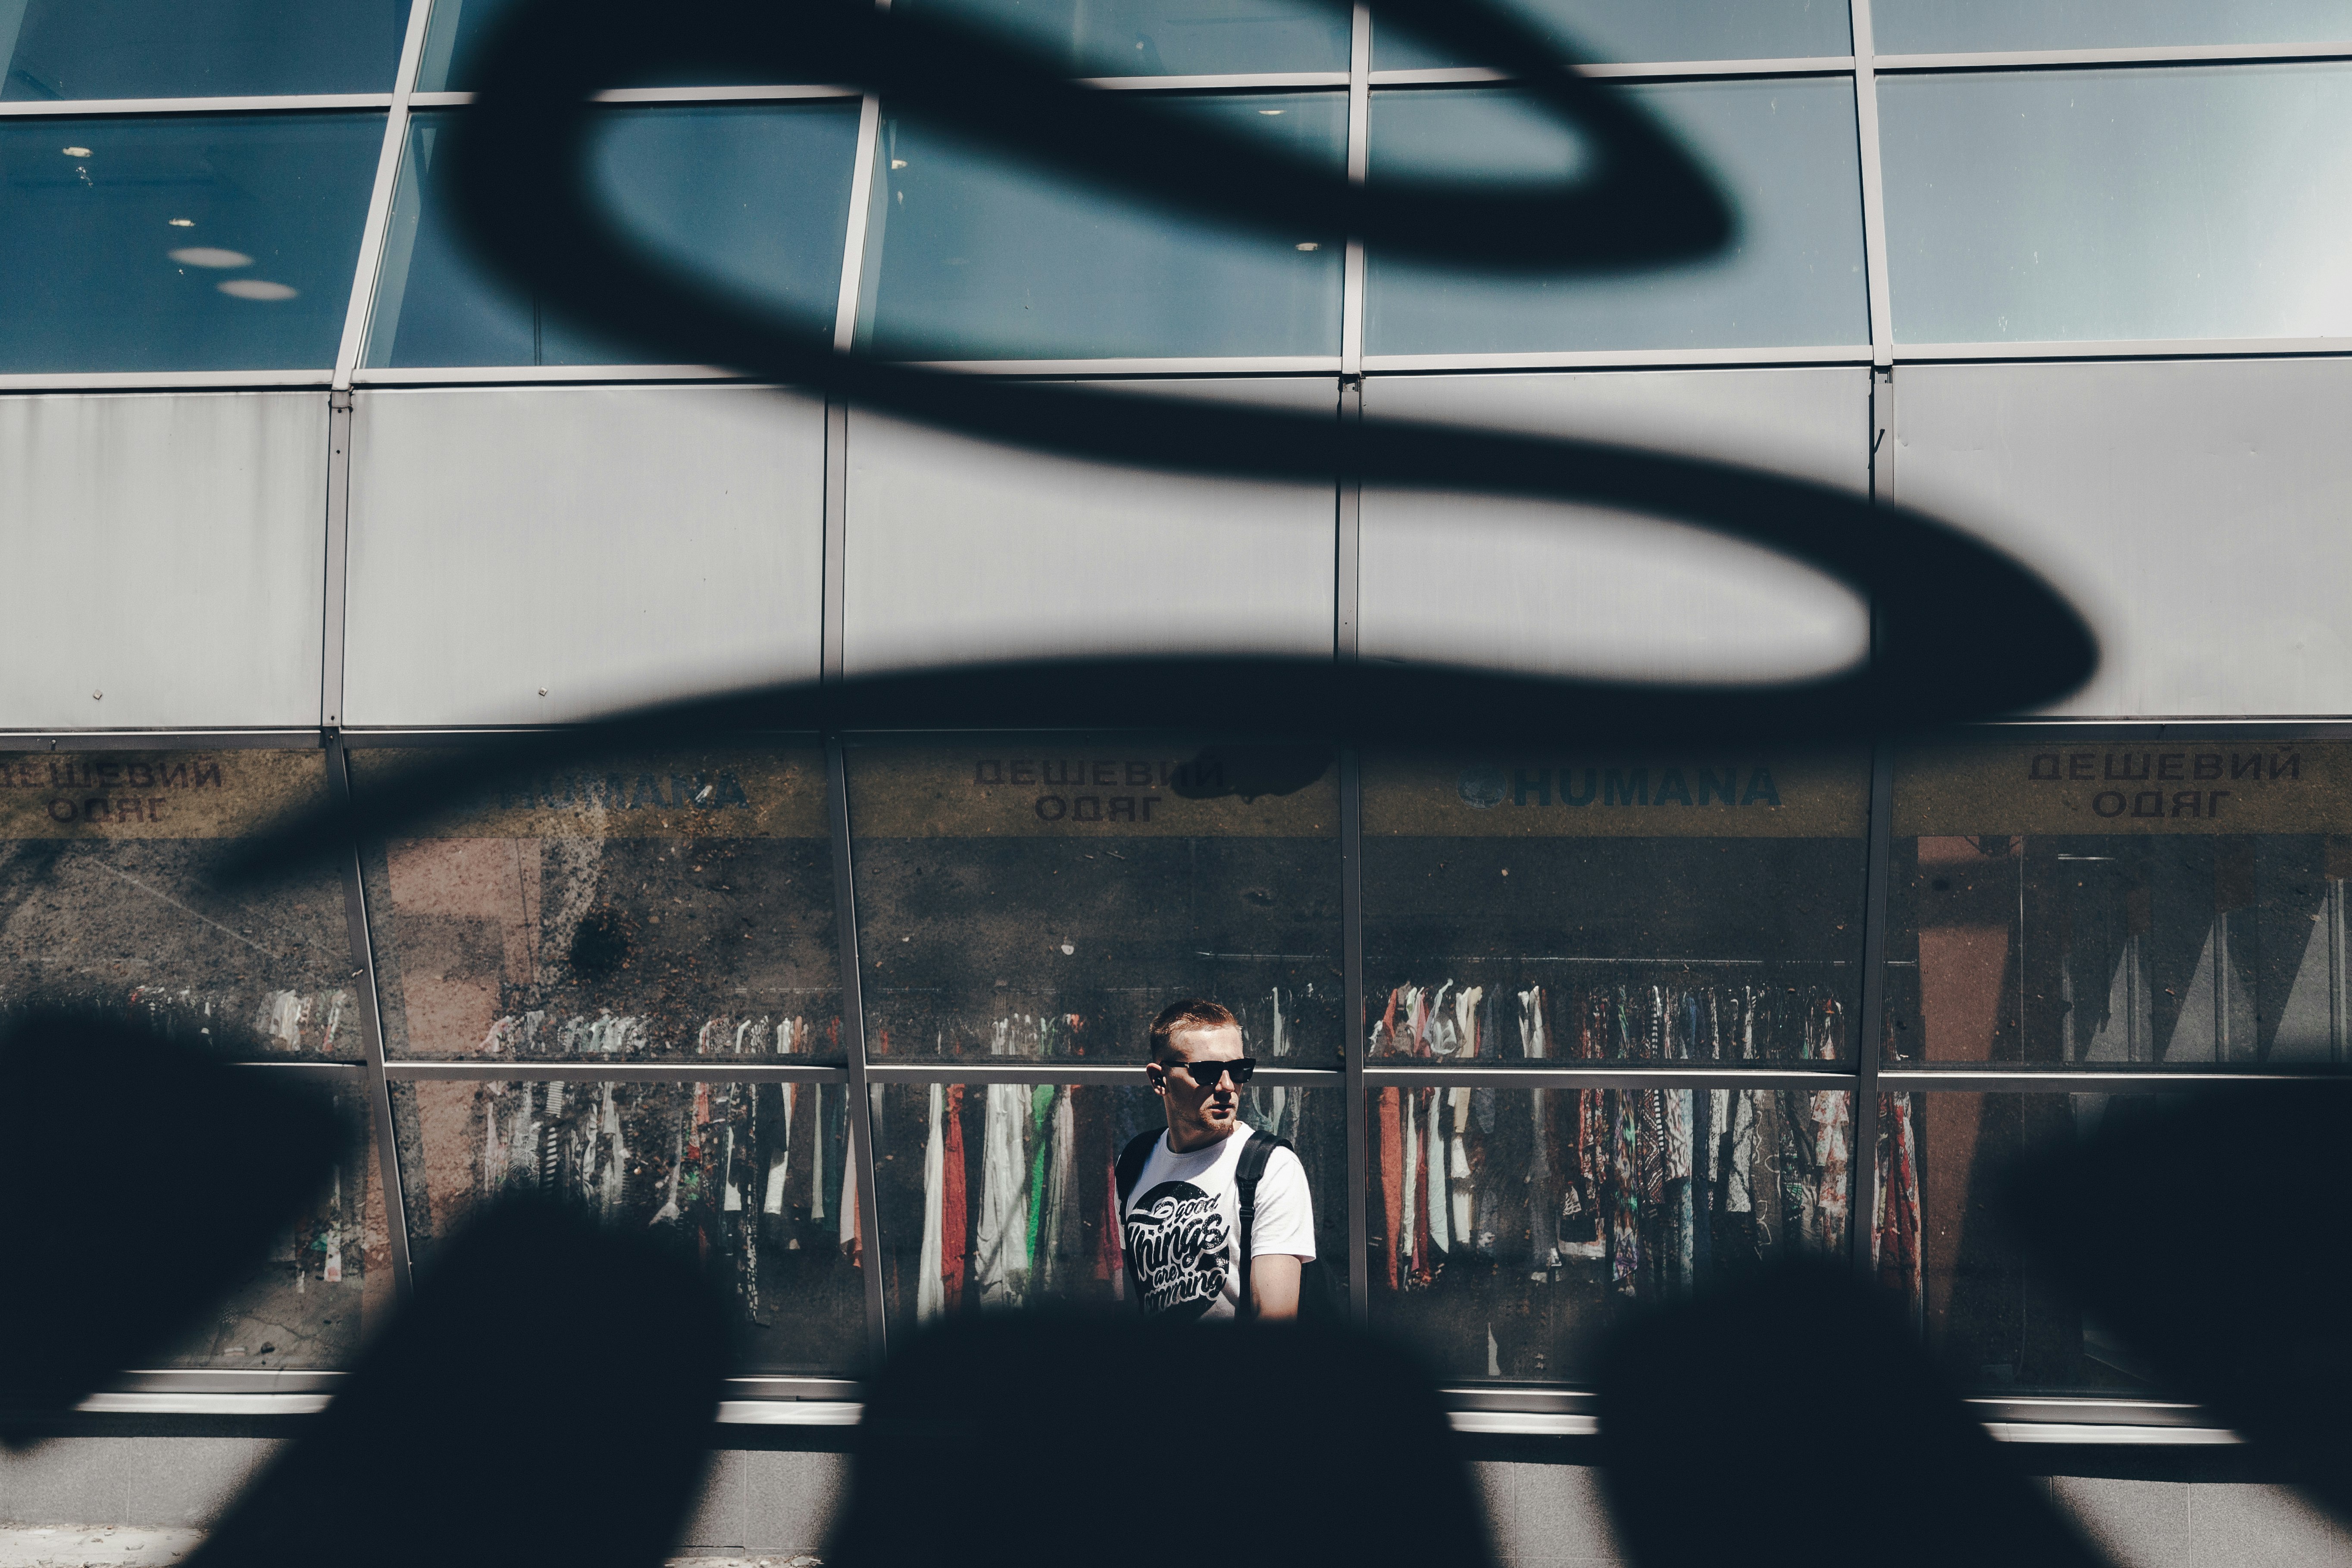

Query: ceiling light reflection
[[59, 146, 90, 157], [168, 218, 194, 228], [217, 279, 297, 301], [170, 247, 252, 268]]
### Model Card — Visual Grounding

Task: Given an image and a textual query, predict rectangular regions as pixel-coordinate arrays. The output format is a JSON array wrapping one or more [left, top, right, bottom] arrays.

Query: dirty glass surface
[[0, 751, 357, 1059], [1874, 0, 2352, 54], [1372, 0, 1849, 69], [901, 0, 1349, 75], [1362, 750, 1871, 1065], [0, 113, 382, 372], [871, 1081, 1345, 1331], [162, 1076, 389, 1369], [355, 744, 844, 1064], [1, 0, 410, 98], [1888, 740, 2352, 1067], [390, 1077, 863, 1372], [1367, 1085, 1854, 1380], [844, 739, 1343, 1063], [366, 103, 860, 367]]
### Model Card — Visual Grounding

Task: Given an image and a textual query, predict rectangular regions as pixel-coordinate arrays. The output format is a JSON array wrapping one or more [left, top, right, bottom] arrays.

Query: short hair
[[1148, 998, 1239, 1062]]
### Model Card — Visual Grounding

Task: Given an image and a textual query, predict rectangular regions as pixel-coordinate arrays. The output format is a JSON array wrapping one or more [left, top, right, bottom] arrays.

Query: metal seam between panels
[[1848, 740, 1894, 1278], [826, 739, 889, 1365], [384, 1062, 856, 1081], [331, 0, 435, 389], [1341, 748, 1369, 1324], [1851, 0, 1894, 366]]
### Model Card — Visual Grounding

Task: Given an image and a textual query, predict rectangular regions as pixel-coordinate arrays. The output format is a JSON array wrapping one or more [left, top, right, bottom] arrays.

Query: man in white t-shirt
[[1118, 998, 1315, 1322]]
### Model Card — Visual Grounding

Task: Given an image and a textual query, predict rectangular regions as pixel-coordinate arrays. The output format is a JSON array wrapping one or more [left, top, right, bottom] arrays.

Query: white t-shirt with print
[[1120, 1128, 1314, 1321]]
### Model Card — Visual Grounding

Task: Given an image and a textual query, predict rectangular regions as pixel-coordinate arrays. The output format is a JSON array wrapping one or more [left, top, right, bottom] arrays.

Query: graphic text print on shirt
[[1126, 1180, 1231, 1321]]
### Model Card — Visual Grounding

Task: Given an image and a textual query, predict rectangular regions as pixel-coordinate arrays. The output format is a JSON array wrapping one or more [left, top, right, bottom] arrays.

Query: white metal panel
[[344, 386, 825, 726], [1359, 368, 1873, 686], [842, 379, 1340, 675], [1892, 360, 2352, 718], [0, 391, 328, 729]]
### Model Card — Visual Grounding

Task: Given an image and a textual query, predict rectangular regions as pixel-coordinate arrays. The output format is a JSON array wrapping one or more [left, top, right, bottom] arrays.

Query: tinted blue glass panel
[[0, 114, 380, 372], [1372, 0, 1848, 70], [367, 103, 860, 368], [1881, 64, 2352, 344], [898, 0, 1349, 76], [416, 0, 796, 90], [1877, 0, 2352, 54], [1, 0, 410, 100], [1363, 81, 1867, 355], [858, 91, 1345, 360]]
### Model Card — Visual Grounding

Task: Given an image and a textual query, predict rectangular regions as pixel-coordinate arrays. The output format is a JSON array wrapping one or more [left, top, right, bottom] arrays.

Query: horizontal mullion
[[1880, 1068, 2350, 1093], [1948, 718, 2352, 742], [0, 729, 327, 749], [1370, 57, 1854, 86], [1363, 346, 1872, 373], [385, 1060, 850, 1083], [1893, 337, 2352, 363], [222, 1060, 368, 1078], [1873, 39, 2352, 73], [1365, 1063, 1857, 1089], [0, 370, 334, 392], [863, 1061, 1339, 1086], [353, 364, 754, 386], [0, 94, 390, 117], [1074, 70, 1349, 91], [891, 356, 1342, 376]]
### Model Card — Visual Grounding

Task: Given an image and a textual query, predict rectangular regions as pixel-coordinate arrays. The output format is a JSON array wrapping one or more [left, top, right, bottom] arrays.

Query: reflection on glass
[[391, 1077, 863, 1371], [1369, 1084, 1852, 1379], [901, 0, 1348, 75], [354, 745, 844, 1063], [1364, 81, 1867, 354], [0, 0, 410, 100], [1373, 0, 1848, 70], [1876, 0, 2352, 54], [845, 742, 1342, 1061], [1882, 64, 2352, 344], [0, 114, 379, 371], [413, 0, 797, 90], [367, 104, 859, 368], [873, 1081, 1344, 1328], [163, 1079, 387, 1368], [857, 94, 1345, 360], [1363, 750, 1871, 1064], [0, 752, 357, 1058], [1888, 740, 2352, 1066]]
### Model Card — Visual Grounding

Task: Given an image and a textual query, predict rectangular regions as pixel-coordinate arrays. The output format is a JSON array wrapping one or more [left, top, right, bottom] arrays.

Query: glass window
[[899, 0, 1349, 77], [0, 113, 381, 372], [1881, 64, 2352, 344], [353, 745, 846, 1064], [856, 92, 1345, 360], [0, 751, 358, 1059], [844, 740, 1342, 1062], [389, 1075, 863, 1371], [1875, 0, 2352, 56], [1373, 0, 1849, 71], [1363, 749, 1873, 1064], [871, 1080, 1345, 1329], [1888, 739, 2352, 1067], [1, 0, 410, 100], [1369, 1083, 1855, 1378], [1363, 80, 1867, 355], [413, 0, 805, 91], [366, 102, 860, 368]]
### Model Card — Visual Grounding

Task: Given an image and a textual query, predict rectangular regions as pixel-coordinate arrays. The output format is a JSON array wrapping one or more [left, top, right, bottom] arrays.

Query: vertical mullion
[[321, 389, 353, 728], [1848, 740, 1894, 1281], [1848, 0, 1893, 367], [826, 737, 888, 1365], [1340, 3, 1370, 377], [326, 735, 414, 1304], [331, 0, 434, 388], [1341, 748, 1368, 1324], [826, 95, 884, 685]]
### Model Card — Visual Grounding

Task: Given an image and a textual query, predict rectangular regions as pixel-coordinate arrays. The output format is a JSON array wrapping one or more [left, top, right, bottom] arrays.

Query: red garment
[[940, 1084, 969, 1308], [1377, 1086, 1404, 1291]]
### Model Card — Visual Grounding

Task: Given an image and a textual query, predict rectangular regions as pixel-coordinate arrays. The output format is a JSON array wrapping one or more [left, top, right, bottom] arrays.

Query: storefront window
[[844, 739, 1342, 1062], [355, 744, 845, 1063], [0, 749, 357, 1058], [1888, 739, 2352, 1066], [389, 1075, 862, 1371]]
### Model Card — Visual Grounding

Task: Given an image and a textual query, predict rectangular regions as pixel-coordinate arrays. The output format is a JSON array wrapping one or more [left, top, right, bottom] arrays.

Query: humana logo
[[1457, 765, 1781, 810]]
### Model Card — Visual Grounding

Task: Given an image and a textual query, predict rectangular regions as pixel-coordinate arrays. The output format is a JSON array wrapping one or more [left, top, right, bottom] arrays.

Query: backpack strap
[[1234, 1130, 1288, 1322], [1113, 1130, 1163, 1313]]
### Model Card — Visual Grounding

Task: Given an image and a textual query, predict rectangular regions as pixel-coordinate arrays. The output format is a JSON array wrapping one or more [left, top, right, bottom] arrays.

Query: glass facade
[[2, 0, 412, 100], [1371, 0, 1851, 70], [904, 0, 1351, 77]]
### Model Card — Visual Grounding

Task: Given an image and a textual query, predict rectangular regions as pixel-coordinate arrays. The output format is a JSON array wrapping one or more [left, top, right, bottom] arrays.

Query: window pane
[[0, 751, 357, 1059], [846, 740, 1342, 1062], [389, 1077, 864, 1372], [1882, 64, 2352, 344], [872, 1081, 1345, 1329], [1888, 740, 2352, 1067], [858, 93, 1345, 360], [1373, 0, 1849, 71], [413, 0, 800, 91], [900, 0, 1348, 76], [2, 0, 410, 100], [367, 103, 859, 368], [1876, 0, 2352, 55], [1364, 80, 1867, 355], [1363, 750, 1872, 1064], [0, 113, 380, 372], [1369, 1084, 1854, 1380], [162, 1078, 389, 1368], [355, 745, 846, 1064]]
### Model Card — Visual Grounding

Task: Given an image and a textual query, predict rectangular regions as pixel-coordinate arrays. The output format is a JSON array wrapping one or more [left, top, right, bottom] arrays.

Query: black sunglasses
[[1171, 1057, 1255, 1088]]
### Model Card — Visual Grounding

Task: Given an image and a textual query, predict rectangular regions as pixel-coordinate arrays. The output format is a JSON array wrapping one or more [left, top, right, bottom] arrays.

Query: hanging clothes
[[940, 1084, 970, 1308], [917, 1083, 946, 1322]]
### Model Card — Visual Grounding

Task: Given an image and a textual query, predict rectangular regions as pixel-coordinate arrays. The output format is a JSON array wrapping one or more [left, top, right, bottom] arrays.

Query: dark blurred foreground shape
[[189, 1195, 731, 1568], [0, 1003, 348, 1441], [2006, 1085, 2352, 1523], [830, 1313, 1495, 1568], [1595, 1261, 2104, 1568]]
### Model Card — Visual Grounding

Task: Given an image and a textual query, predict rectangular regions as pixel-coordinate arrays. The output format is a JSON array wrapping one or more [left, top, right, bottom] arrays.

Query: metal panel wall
[[1357, 368, 1874, 686], [0, 391, 329, 729], [840, 379, 1341, 676], [343, 385, 826, 726], [1892, 359, 2352, 718]]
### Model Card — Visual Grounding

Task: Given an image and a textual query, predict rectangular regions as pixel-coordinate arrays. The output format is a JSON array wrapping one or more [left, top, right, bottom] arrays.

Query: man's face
[[1152, 1023, 1245, 1141]]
